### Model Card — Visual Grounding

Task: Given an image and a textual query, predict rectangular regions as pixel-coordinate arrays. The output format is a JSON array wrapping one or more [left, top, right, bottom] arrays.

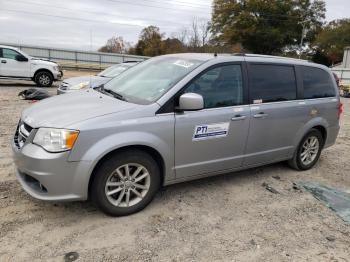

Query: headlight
[[69, 82, 90, 90], [53, 66, 59, 71], [33, 128, 79, 152]]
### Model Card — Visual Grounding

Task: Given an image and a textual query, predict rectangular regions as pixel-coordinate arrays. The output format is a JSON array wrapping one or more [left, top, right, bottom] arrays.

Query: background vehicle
[[12, 54, 341, 216], [340, 84, 350, 97], [57, 62, 138, 94], [0, 45, 62, 87], [333, 72, 340, 87]]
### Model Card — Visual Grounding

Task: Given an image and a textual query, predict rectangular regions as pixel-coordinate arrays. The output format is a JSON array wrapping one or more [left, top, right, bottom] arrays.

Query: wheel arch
[[312, 125, 327, 145], [294, 118, 329, 150], [87, 145, 166, 199], [34, 68, 54, 80]]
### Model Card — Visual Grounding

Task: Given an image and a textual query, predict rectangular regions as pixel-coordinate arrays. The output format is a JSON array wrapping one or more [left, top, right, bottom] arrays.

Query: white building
[[332, 47, 350, 85]]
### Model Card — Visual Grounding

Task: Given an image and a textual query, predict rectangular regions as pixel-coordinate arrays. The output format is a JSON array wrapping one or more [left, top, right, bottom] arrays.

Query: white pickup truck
[[0, 45, 62, 87]]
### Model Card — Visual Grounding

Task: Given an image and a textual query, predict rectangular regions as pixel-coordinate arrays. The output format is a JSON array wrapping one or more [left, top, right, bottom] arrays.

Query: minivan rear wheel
[[91, 150, 161, 216], [288, 129, 324, 170]]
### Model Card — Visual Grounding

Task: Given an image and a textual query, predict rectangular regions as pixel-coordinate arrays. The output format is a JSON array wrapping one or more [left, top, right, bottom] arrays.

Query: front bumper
[[53, 70, 63, 81], [12, 138, 93, 201]]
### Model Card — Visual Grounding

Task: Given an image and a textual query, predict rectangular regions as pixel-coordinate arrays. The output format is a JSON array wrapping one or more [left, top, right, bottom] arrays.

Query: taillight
[[337, 98, 343, 119]]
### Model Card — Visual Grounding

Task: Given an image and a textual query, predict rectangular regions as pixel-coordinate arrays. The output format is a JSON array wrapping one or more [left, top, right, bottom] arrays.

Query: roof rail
[[232, 53, 308, 62]]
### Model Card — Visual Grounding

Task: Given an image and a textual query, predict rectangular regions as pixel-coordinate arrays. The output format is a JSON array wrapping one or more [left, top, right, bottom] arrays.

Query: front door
[[175, 63, 250, 178], [0, 48, 30, 77]]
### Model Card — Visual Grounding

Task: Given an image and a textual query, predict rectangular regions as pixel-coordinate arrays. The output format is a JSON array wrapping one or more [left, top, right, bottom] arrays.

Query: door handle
[[231, 115, 246, 121], [1, 60, 6, 64], [253, 112, 268, 118]]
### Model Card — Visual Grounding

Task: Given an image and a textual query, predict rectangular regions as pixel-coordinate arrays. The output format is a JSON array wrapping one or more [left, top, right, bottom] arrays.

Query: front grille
[[14, 121, 33, 149]]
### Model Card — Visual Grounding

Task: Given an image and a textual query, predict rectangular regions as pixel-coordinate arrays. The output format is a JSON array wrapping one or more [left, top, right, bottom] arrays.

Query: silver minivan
[[12, 53, 342, 216]]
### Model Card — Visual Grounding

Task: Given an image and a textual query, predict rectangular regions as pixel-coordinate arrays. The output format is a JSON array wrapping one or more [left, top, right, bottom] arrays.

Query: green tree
[[134, 26, 164, 56], [312, 19, 350, 65], [160, 38, 186, 54], [211, 0, 325, 54]]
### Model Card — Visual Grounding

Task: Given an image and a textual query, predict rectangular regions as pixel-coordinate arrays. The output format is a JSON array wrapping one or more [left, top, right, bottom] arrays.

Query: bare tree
[[189, 18, 200, 49], [187, 17, 211, 51], [98, 36, 130, 54], [199, 20, 211, 47], [174, 27, 189, 46]]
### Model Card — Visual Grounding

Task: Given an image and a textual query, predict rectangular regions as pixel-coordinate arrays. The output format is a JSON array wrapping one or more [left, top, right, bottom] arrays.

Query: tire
[[34, 71, 53, 87], [288, 129, 324, 171], [91, 150, 161, 216]]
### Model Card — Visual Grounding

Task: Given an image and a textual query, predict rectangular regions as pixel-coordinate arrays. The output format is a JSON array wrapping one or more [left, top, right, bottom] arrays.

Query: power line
[[106, 0, 302, 20], [1, 8, 156, 27], [139, 0, 211, 9], [8, 0, 208, 27], [106, 0, 211, 13]]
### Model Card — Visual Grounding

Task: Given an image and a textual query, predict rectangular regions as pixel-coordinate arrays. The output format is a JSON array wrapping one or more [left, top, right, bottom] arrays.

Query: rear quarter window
[[302, 66, 336, 99]]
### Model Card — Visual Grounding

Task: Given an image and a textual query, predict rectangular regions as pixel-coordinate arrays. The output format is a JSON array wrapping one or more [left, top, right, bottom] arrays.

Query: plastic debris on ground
[[18, 88, 50, 100], [300, 181, 350, 225]]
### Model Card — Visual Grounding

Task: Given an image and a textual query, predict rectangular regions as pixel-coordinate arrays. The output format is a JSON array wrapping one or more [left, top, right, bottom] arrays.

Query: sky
[[0, 0, 348, 51]]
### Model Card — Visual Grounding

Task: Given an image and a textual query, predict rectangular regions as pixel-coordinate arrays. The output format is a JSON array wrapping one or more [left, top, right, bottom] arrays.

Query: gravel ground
[[0, 75, 350, 261]]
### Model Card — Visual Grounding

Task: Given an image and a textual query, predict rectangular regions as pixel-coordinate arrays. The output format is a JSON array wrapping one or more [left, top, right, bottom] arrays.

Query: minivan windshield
[[103, 56, 203, 104]]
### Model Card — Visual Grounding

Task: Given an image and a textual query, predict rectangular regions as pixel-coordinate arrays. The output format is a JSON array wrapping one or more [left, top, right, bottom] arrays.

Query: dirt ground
[[0, 73, 349, 261]]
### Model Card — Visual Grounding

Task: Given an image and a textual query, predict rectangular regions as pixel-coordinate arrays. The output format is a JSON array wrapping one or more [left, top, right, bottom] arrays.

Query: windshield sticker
[[173, 60, 194, 68], [193, 122, 230, 141]]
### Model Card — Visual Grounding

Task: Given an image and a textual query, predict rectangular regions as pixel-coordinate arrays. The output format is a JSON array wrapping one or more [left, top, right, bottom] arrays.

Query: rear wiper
[[95, 84, 127, 101]]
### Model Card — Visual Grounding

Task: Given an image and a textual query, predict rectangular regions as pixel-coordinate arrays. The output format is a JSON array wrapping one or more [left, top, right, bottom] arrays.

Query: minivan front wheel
[[91, 150, 161, 216], [288, 129, 324, 170]]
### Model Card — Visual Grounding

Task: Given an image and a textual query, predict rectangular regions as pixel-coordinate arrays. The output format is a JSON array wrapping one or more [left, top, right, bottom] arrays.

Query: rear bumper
[[324, 125, 340, 149], [12, 141, 93, 201]]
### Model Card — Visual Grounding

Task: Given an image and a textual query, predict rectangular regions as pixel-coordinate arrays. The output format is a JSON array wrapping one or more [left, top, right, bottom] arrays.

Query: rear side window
[[249, 64, 297, 103], [302, 66, 335, 99]]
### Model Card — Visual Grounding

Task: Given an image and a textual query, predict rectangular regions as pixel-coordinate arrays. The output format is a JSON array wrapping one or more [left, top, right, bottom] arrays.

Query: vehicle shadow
[[30, 161, 292, 218], [159, 162, 290, 196], [0, 80, 59, 88]]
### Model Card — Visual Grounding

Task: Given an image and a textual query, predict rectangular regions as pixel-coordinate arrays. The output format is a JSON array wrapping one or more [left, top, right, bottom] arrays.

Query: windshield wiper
[[95, 84, 127, 101]]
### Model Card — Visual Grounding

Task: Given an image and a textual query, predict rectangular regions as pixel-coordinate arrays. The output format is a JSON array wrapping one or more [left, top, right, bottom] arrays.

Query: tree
[[161, 38, 186, 54], [98, 36, 129, 53], [188, 18, 200, 50], [173, 27, 189, 46], [312, 19, 350, 65], [134, 26, 164, 56], [211, 0, 326, 54]]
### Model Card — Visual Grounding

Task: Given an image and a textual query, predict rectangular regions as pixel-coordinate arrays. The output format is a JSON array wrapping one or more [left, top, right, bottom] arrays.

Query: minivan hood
[[22, 90, 137, 128], [63, 75, 109, 88]]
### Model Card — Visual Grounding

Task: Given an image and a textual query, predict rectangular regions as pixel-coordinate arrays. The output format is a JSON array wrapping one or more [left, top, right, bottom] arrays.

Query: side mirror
[[177, 93, 204, 111], [15, 55, 28, 62]]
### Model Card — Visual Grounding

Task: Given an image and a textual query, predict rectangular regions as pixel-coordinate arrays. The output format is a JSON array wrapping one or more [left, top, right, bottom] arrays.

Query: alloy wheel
[[300, 136, 320, 166], [104, 163, 151, 207], [39, 75, 50, 86]]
